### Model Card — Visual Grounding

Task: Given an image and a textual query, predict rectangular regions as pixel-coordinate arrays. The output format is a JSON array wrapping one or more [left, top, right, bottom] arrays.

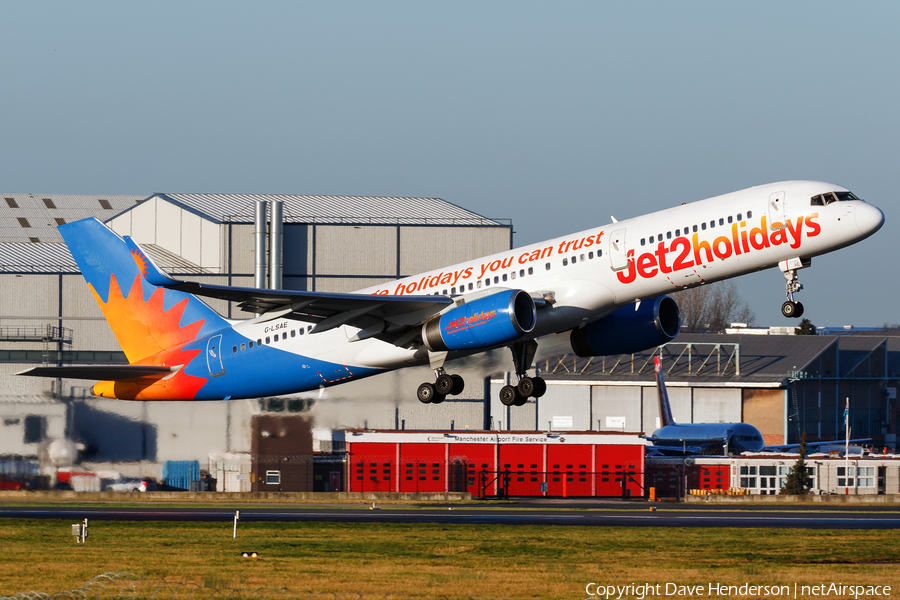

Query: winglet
[[654, 356, 676, 427], [123, 236, 179, 286]]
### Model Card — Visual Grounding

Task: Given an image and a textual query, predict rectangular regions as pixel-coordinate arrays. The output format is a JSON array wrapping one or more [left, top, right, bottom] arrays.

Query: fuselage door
[[206, 334, 225, 377], [608, 228, 628, 271], [768, 191, 786, 230]]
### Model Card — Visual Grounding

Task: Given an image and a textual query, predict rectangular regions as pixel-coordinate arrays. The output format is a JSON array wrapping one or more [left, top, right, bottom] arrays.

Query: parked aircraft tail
[[654, 356, 676, 427], [60, 218, 230, 363]]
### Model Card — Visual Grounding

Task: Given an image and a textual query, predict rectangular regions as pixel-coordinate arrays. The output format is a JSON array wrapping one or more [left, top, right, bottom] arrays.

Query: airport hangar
[[0, 193, 897, 495]]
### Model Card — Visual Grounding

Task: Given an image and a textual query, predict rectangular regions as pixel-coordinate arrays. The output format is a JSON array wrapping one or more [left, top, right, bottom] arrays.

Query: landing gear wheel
[[531, 377, 547, 398], [417, 382, 437, 404], [513, 393, 528, 407], [781, 301, 803, 318], [431, 393, 446, 404], [434, 374, 455, 395], [449, 374, 465, 396], [499, 385, 520, 406], [517, 377, 535, 397]]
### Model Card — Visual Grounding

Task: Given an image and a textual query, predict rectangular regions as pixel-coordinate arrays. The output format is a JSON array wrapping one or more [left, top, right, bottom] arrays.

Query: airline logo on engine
[[446, 310, 496, 334], [616, 214, 820, 284]]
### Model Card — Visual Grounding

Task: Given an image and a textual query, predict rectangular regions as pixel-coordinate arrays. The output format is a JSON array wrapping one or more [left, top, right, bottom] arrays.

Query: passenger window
[[283, 332, 288, 340], [562, 258, 568, 266], [693, 225, 698, 233], [545, 263, 550, 271], [719, 218, 724, 226], [468, 283, 474, 290], [666, 232, 672, 239], [709, 220, 715, 228], [232, 346, 238, 353], [528, 267, 533, 275], [485, 278, 490, 286], [580, 254, 585, 261], [675, 229, 680, 236], [291, 330, 295, 338], [747, 210, 752, 218], [737, 213, 742, 221], [249, 341, 254, 349], [597, 249, 602, 257], [641, 238, 646, 246], [493, 276, 499, 284], [257, 339, 262, 346], [477, 280, 482, 288], [510, 272, 515, 280], [588, 251, 594, 259], [502, 274, 508, 281], [727, 215, 733, 224], [240, 343, 246, 351], [649, 236, 654, 244], [520, 269, 525, 277], [701, 223, 706, 230]]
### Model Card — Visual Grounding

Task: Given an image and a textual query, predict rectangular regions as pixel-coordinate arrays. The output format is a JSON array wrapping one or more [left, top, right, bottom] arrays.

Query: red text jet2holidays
[[18, 181, 884, 405]]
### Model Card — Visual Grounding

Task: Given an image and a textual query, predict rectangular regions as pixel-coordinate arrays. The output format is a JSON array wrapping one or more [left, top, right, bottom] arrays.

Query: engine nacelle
[[423, 289, 536, 352], [570, 295, 681, 357]]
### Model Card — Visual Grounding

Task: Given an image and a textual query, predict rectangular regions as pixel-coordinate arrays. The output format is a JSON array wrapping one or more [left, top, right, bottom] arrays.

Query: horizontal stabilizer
[[17, 365, 176, 381]]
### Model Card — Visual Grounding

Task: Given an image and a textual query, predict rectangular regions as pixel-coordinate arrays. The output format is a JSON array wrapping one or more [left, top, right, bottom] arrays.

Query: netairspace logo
[[584, 582, 892, 599]]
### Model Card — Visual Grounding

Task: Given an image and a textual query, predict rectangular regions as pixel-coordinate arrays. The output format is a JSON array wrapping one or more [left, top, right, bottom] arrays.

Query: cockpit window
[[811, 191, 860, 205]]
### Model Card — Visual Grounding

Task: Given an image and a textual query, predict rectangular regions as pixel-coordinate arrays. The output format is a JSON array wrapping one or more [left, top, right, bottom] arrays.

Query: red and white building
[[344, 430, 647, 497]]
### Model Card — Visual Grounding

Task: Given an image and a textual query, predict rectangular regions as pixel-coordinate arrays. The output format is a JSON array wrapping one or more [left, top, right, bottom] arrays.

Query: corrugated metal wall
[[399, 226, 510, 275]]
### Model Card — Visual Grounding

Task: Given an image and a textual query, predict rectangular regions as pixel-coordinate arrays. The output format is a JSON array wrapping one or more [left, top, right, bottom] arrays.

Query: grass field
[[2, 518, 899, 599]]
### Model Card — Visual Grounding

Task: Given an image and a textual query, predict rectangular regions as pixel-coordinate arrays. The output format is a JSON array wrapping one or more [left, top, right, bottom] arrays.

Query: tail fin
[[654, 356, 676, 427], [60, 218, 230, 363]]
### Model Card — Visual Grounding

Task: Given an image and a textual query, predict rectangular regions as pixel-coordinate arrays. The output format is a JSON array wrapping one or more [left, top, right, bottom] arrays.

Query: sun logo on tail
[[130, 248, 149, 277]]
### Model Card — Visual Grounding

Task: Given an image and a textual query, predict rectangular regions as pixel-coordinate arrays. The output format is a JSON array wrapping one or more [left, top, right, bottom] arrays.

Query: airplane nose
[[855, 202, 885, 237]]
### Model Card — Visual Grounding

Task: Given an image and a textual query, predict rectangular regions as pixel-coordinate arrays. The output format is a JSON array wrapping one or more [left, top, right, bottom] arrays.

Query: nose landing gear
[[779, 258, 810, 319]]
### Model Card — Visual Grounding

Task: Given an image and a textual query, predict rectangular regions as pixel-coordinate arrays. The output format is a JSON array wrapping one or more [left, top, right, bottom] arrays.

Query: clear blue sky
[[2, 2, 897, 327]]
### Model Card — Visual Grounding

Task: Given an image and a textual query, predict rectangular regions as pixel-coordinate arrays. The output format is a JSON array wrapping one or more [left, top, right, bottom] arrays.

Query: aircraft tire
[[513, 393, 528, 407], [531, 377, 547, 398], [434, 374, 455, 395], [499, 385, 519, 406], [781, 301, 797, 318], [450, 374, 465, 396], [431, 393, 446, 405], [417, 382, 437, 404], [794, 302, 804, 318], [517, 377, 535, 397]]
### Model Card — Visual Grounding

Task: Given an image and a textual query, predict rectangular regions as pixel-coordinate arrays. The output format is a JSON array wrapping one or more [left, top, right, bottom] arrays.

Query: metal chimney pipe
[[269, 200, 284, 290], [254, 201, 268, 290]]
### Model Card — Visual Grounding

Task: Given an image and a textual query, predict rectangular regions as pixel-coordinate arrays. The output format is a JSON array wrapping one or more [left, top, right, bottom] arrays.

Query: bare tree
[[672, 280, 756, 333]]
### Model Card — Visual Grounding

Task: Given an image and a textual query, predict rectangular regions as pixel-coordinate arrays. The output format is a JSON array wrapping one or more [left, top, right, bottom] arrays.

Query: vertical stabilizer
[[654, 356, 676, 427], [60, 218, 229, 363]]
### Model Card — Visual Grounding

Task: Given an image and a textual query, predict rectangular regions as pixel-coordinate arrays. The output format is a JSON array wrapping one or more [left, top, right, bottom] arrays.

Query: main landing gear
[[781, 268, 804, 319], [499, 340, 547, 407], [417, 369, 465, 404]]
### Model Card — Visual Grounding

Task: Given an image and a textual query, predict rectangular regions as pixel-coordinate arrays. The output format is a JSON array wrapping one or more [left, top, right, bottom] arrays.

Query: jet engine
[[570, 295, 680, 357], [423, 289, 536, 352]]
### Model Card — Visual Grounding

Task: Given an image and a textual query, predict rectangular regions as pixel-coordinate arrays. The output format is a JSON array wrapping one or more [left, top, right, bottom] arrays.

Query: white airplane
[[19, 181, 884, 406]]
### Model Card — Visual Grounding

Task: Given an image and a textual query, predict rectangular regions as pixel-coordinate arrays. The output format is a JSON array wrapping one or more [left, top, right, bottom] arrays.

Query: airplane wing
[[125, 236, 453, 343], [17, 365, 176, 380], [764, 439, 873, 453]]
